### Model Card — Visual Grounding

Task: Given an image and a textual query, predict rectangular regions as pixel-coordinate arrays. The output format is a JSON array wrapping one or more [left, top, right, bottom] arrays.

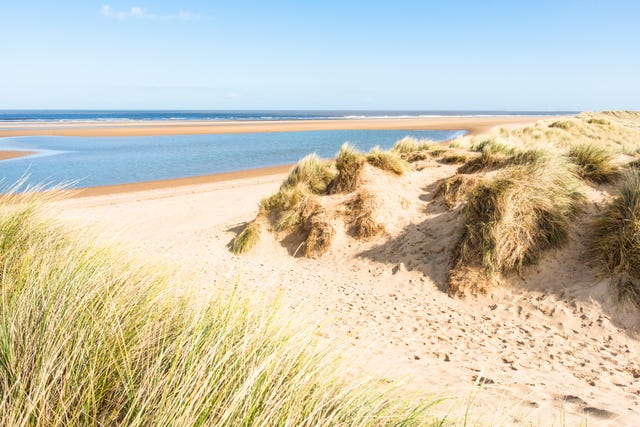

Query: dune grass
[[567, 142, 618, 184], [282, 153, 335, 194], [232, 219, 261, 254], [434, 175, 478, 210], [391, 136, 433, 154], [366, 146, 408, 175], [328, 143, 366, 194], [299, 196, 335, 257], [449, 157, 584, 294], [589, 169, 640, 306], [0, 198, 443, 426], [346, 190, 385, 239]]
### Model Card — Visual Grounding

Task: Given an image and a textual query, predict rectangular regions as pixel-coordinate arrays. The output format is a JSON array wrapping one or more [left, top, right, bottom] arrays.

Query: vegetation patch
[[568, 142, 618, 184], [391, 136, 433, 153], [588, 169, 640, 306], [366, 146, 408, 175], [328, 143, 366, 194], [449, 157, 584, 294], [232, 219, 262, 254], [434, 174, 478, 210], [346, 190, 385, 239]]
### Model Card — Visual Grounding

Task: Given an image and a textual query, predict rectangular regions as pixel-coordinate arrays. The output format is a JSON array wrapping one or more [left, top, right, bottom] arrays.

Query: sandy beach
[[43, 114, 640, 425], [0, 150, 36, 161]]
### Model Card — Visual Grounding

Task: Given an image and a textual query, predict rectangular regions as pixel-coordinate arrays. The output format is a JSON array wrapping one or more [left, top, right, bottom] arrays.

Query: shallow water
[[0, 129, 464, 189]]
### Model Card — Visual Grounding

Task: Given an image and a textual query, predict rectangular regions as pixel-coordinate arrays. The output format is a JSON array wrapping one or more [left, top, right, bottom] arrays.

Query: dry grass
[[346, 190, 384, 239], [568, 142, 618, 183], [588, 169, 640, 306], [366, 147, 408, 175], [449, 157, 584, 294], [434, 175, 479, 210], [300, 197, 335, 257], [391, 136, 433, 153], [282, 153, 335, 194], [232, 219, 262, 254], [328, 143, 366, 194], [260, 182, 310, 231]]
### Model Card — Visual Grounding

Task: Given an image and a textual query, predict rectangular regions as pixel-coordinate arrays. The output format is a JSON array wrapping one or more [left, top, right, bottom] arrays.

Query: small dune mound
[[589, 169, 640, 306], [449, 156, 584, 294], [346, 190, 385, 239]]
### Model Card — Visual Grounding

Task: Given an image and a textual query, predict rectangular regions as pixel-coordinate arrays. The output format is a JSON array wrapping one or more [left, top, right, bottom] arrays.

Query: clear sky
[[1, 1, 639, 111]]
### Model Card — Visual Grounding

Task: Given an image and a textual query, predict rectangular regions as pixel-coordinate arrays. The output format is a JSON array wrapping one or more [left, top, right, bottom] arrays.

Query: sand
[[0, 150, 35, 161], [28, 115, 640, 424]]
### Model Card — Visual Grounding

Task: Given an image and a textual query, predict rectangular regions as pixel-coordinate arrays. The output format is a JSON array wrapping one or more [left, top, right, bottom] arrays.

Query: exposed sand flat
[[0, 116, 551, 137], [0, 150, 35, 161]]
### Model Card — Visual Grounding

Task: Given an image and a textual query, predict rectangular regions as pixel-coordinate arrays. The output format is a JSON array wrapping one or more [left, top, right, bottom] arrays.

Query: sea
[[0, 110, 575, 190], [0, 110, 574, 123]]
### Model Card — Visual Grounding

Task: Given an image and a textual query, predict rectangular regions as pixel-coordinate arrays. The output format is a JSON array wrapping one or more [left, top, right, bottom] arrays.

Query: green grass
[[567, 142, 618, 184], [0, 198, 442, 426], [588, 169, 640, 306], [450, 157, 584, 294]]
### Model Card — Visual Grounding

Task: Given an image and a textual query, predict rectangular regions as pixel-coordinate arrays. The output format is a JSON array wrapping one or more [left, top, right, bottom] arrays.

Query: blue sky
[[1, 1, 639, 110]]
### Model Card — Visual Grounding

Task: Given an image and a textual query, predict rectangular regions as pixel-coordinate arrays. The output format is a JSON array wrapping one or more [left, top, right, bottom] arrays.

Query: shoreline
[[1, 116, 559, 196]]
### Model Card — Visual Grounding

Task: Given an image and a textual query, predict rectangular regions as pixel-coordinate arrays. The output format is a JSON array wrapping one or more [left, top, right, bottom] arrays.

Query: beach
[[32, 113, 640, 425]]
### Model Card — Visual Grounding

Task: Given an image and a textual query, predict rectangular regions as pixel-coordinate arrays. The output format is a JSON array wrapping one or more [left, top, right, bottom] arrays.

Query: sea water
[[0, 129, 464, 189]]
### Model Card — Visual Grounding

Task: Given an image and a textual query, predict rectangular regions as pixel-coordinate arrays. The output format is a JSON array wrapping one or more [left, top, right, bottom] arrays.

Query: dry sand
[[31, 115, 640, 425]]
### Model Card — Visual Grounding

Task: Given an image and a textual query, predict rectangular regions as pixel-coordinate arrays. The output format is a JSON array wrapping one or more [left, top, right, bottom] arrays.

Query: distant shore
[[1, 116, 559, 195]]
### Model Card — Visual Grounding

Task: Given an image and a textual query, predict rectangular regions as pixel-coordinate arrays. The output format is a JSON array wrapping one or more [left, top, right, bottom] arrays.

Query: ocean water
[[0, 110, 575, 123], [0, 129, 464, 189]]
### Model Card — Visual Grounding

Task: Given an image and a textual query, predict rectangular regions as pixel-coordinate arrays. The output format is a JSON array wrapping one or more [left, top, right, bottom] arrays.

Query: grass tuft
[[282, 153, 335, 194], [366, 146, 408, 175], [449, 157, 584, 294], [232, 219, 261, 254], [588, 169, 640, 306], [346, 190, 385, 239], [568, 142, 618, 184], [434, 175, 478, 210], [300, 197, 335, 257], [328, 143, 366, 194], [391, 136, 433, 153]]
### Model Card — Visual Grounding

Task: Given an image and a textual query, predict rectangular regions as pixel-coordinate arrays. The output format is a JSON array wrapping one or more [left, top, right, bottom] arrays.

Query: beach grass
[[346, 190, 385, 239], [589, 168, 640, 306], [328, 143, 366, 194], [391, 136, 433, 153], [232, 219, 261, 254], [568, 142, 618, 183], [366, 146, 408, 175], [0, 197, 443, 426], [449, 156, 584, 294]]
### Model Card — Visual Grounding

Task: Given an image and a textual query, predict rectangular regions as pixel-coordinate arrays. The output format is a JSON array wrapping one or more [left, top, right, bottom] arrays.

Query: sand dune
[[50, 114, 640, 425]]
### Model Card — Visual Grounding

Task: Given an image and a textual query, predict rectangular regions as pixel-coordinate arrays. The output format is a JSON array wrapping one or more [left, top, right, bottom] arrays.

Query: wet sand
[[0, 150, 36, 161]]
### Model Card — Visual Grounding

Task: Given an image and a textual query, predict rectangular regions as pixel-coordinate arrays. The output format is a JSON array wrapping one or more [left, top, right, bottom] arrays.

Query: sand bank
[[0, 116, 549, 138], [0, 150, 36, 161]]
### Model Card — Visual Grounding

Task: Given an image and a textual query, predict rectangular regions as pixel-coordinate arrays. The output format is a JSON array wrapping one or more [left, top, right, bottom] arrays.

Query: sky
[[1, 0, 639, 111]]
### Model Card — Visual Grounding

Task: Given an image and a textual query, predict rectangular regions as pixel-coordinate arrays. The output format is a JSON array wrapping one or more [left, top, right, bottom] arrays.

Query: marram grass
[[589, 168, 640, 306], [0, 199, 442, 426]]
